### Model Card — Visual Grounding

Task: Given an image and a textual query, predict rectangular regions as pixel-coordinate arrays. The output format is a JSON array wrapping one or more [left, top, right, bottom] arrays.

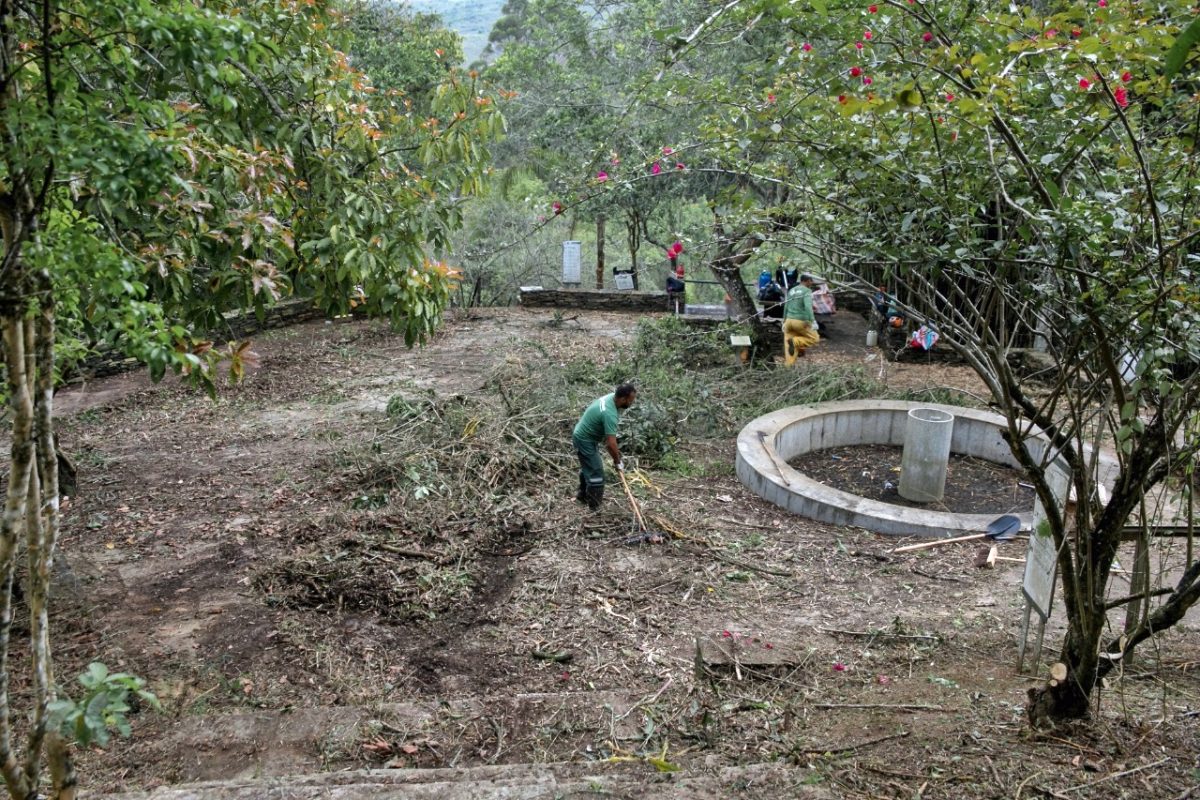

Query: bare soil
[[799, 444, 1035, 515], [46, 307, 1200, 798]]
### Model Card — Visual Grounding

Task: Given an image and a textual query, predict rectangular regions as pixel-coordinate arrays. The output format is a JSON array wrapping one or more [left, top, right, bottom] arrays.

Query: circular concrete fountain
[[736, 400, 1118, 538]]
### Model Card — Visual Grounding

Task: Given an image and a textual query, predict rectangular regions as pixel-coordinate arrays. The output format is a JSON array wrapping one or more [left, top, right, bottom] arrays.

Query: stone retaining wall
[[519, 288, 669, 313]]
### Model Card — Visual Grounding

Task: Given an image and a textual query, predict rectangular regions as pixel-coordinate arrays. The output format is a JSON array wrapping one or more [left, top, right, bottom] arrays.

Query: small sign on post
[[614, 272, 634, 290], [1017, 460, 1070, 673], [561, 241, 582, 286]]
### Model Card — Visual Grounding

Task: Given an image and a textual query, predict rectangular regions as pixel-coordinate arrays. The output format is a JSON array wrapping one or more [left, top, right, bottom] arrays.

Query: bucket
[[866, 329, 878, 347]]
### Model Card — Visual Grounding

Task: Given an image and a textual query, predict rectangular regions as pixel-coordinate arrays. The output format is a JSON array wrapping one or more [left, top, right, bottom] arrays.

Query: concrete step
[[105, 760, 831, 799]]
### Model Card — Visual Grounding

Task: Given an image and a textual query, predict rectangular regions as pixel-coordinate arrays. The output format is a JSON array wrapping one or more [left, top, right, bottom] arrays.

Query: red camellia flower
[[945, 93, 955, 102], [1045, 29, 1057, 38], [596, 170, 608, 182], [863, 76, 873, 85], [864, 30, 873, 40], [1070, 28, 1082, 38], [868, 4, 877, 12], [1078, 78, 1090, 89], [833, 662, 847, 672], [923, 32, 933, 42], [802, 42, 813, 52], [1114, 87, 1129, 108], [850, 66, 862, 77], [950, 131, 958, 141], [855, 41, 864, 50], [651, 163, 662, 175], [838, 94, 847, 104], [552, 201, 563, 215], [767, 93, 776, 104], [672, 241, 684, 254], [1121, 71, 1132, 82], [676, 162, 685, 170], [1097, 0, 1106, 6], [662, 146, 674, 155]]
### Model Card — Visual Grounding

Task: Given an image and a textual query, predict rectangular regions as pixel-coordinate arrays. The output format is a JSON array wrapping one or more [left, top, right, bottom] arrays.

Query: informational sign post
[[1017, 460, 1070, 673], [614, 272, 635, 290], [561, 241, 582, 286]]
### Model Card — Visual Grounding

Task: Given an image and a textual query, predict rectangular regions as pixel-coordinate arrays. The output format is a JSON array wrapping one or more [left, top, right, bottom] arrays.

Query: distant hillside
[[410, 0, 504, 63]]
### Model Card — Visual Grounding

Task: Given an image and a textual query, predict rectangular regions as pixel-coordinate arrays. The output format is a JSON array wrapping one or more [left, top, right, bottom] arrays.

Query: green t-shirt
[[784, 284, 815, 322], [574, 393, 621, 442]]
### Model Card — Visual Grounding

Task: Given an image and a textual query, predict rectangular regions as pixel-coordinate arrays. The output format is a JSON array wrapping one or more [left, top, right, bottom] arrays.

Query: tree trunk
[[595, 214, 605, 290], [1026, 622, 1100, 726], [709, 221, 778, 361], [0, 315, 36, 799]]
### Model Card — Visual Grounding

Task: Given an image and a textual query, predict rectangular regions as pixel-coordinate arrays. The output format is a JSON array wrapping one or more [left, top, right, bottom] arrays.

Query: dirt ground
[[47, 307, 1200, 798]]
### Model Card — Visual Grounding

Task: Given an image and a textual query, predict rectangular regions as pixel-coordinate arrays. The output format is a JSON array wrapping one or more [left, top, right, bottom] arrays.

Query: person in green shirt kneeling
[[783, 274, 820, 366], [573, 384, 637, 510]]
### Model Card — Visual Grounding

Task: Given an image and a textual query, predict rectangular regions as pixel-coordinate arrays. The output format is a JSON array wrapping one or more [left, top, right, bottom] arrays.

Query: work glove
[[616, 461, 625, 472]]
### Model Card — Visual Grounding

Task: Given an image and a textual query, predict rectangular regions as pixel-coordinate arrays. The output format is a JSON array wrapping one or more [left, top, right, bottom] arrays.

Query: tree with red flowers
[[663, 0, 1200, 725]]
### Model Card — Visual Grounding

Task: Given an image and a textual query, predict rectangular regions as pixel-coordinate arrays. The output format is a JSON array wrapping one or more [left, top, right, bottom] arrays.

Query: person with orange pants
[[783, 274, 820, 365]]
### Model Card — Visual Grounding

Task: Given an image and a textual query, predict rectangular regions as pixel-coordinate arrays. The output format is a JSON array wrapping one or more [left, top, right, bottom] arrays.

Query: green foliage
[[1165, 17, 1200, 77], [344, 1, 464, 100], [48, 663, 160, 749]]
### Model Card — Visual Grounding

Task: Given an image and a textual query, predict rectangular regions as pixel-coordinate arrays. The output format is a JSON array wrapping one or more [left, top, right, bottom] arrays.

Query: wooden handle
[[891, 532, 986, 553], [618, 470, 647, 531]]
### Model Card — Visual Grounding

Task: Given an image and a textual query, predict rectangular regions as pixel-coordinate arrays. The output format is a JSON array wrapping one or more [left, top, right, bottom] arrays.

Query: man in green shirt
[[573, 383, 637, 510], [783, 274, 820, 366]]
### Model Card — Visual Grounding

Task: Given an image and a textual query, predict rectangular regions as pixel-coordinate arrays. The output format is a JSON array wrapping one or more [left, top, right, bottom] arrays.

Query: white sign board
[[1023, 523, 1058, 620], [1023, 460, 1070, 619], [561, 241, 582, 285], [614, 272, 634, 290]]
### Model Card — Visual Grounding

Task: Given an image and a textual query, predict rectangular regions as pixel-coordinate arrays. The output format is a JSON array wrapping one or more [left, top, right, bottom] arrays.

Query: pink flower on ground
[[877, 674, 892, 685], [721, 630, 732, 638], [863, 76, 873, 85], [802, 42, 813, 52], [850, 66, 862, 77], [923, 32, 933, 42], [1078, 78, 1090, 90], [1121, 71, 1132, 82], [1114, 86, 1129, 108], [833, 662, 847, 672], [596, 170, 608, 182]]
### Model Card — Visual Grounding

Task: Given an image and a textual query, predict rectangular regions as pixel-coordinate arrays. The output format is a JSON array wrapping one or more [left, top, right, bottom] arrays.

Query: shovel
[[891, 514, 1022, 553]]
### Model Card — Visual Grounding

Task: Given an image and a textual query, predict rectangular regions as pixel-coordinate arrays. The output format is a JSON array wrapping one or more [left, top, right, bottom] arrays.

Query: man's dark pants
[[573, 434, 605, 509]]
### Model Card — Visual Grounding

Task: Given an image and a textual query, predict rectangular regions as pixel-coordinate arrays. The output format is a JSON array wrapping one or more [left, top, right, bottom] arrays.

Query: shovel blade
[[986, 514, 1021, 542]]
